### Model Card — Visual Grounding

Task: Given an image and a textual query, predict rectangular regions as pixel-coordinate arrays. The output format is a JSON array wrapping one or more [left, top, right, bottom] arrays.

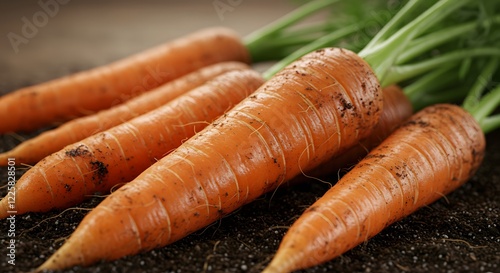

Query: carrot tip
[[35, 243, 78, 272], [262, 266, 280, 273], [262, 253, 295, 273]]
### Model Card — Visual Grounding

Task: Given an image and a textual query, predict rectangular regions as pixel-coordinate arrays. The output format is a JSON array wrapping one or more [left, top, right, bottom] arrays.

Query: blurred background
[[0, 0, 298, 92]]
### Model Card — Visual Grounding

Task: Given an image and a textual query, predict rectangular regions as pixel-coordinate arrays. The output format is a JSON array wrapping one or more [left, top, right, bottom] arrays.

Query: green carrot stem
[[382, 48, 500, 87], [244, 0, 339, 62], [462, 57, 499, 112], [398, 15, 500, 65], [481, 114, 500, 134], [256, 36, 320, 50], [363, 0, 425, 49], [262, 23, 360, 80], [359, 0, 472, 81], [412, 86, 470, 111], [402, 65, 455, 97], [467, 84, 500, 127], [276, 20, 340, 39], [397, 22, 476, 64]]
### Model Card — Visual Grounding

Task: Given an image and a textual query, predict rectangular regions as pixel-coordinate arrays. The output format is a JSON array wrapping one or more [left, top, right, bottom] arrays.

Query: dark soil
[[1, 1, 499, 272]]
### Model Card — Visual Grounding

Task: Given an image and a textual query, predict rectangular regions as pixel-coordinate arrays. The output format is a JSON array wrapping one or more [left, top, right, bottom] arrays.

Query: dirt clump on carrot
[[89, 160, 109, 184], [65, 145, 91, 157], [35, 47, 383, 271]]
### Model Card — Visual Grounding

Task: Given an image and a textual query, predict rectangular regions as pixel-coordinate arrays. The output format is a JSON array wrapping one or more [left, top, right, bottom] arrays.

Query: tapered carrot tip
[[35, 241, 79, 272], [262, 249, 300, 273]]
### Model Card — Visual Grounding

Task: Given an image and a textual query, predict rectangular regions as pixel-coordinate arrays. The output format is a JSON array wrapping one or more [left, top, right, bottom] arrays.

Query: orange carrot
[[0, 62, 248, 166], [0, 69, 264, 219], [35, 47, 383, 271], [263, 104, 485, 273], [300, 84, 413, 179], [0, 27, 250, 133]]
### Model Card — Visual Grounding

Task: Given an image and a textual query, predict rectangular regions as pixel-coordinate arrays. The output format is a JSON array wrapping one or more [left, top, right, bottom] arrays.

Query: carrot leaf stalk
[[461, 54, 500, 133], [465, 83, 500, 133], [261, 22, 361, 80], [462, 57, 499, 112], [383, 47, 500, 86], [359, 0, 472, 82], [243, 0, 339, 62], [395, 15, 500, 64]]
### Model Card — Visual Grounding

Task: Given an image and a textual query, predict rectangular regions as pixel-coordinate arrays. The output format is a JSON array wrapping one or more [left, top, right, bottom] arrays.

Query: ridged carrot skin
[[0, 27, 250, 133], [263, 104, 486, 273], [36, 48, 382, 271], [0, 62, 249, 166], [0, 69, 264, 219], [303, 85, 413, 178]]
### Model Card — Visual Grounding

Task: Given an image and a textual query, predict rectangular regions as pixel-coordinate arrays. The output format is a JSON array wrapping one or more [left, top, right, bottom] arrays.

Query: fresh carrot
[[263, 70, 500, 271], [262, 103, 487, 273], [0, 0, 338, 134], [0, 27, 250, 133], [35, 47, 383, 271], [0, 69, 264, 219], [0, 62, 249, 166], [299, 84, 413, 179]]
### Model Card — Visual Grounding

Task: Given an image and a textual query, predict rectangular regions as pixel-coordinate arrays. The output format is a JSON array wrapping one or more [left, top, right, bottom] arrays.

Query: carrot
[[0, 27, 251, 133], [0, 62, 249, 166], [0, 69, 264, 219], [262, 103, 486, 273], [264, 18, 500, 270], [35, 47, 383, 271], [299, 84, 413, 179]]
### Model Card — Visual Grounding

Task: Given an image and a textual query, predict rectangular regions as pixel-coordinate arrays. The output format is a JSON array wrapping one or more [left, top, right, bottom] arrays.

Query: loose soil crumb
[[90, 160, 109, 184], [65, 145, 90, 157]]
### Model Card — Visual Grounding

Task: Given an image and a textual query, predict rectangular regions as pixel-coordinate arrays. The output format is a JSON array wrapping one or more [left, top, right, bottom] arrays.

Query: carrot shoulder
[[0, 27, 249, 133], [0, 62, 248, 166], [36, 47, 383, 271], [302, 84, 413, 178], [0, 69, 263, 219], [263, 104, 486, 273]]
